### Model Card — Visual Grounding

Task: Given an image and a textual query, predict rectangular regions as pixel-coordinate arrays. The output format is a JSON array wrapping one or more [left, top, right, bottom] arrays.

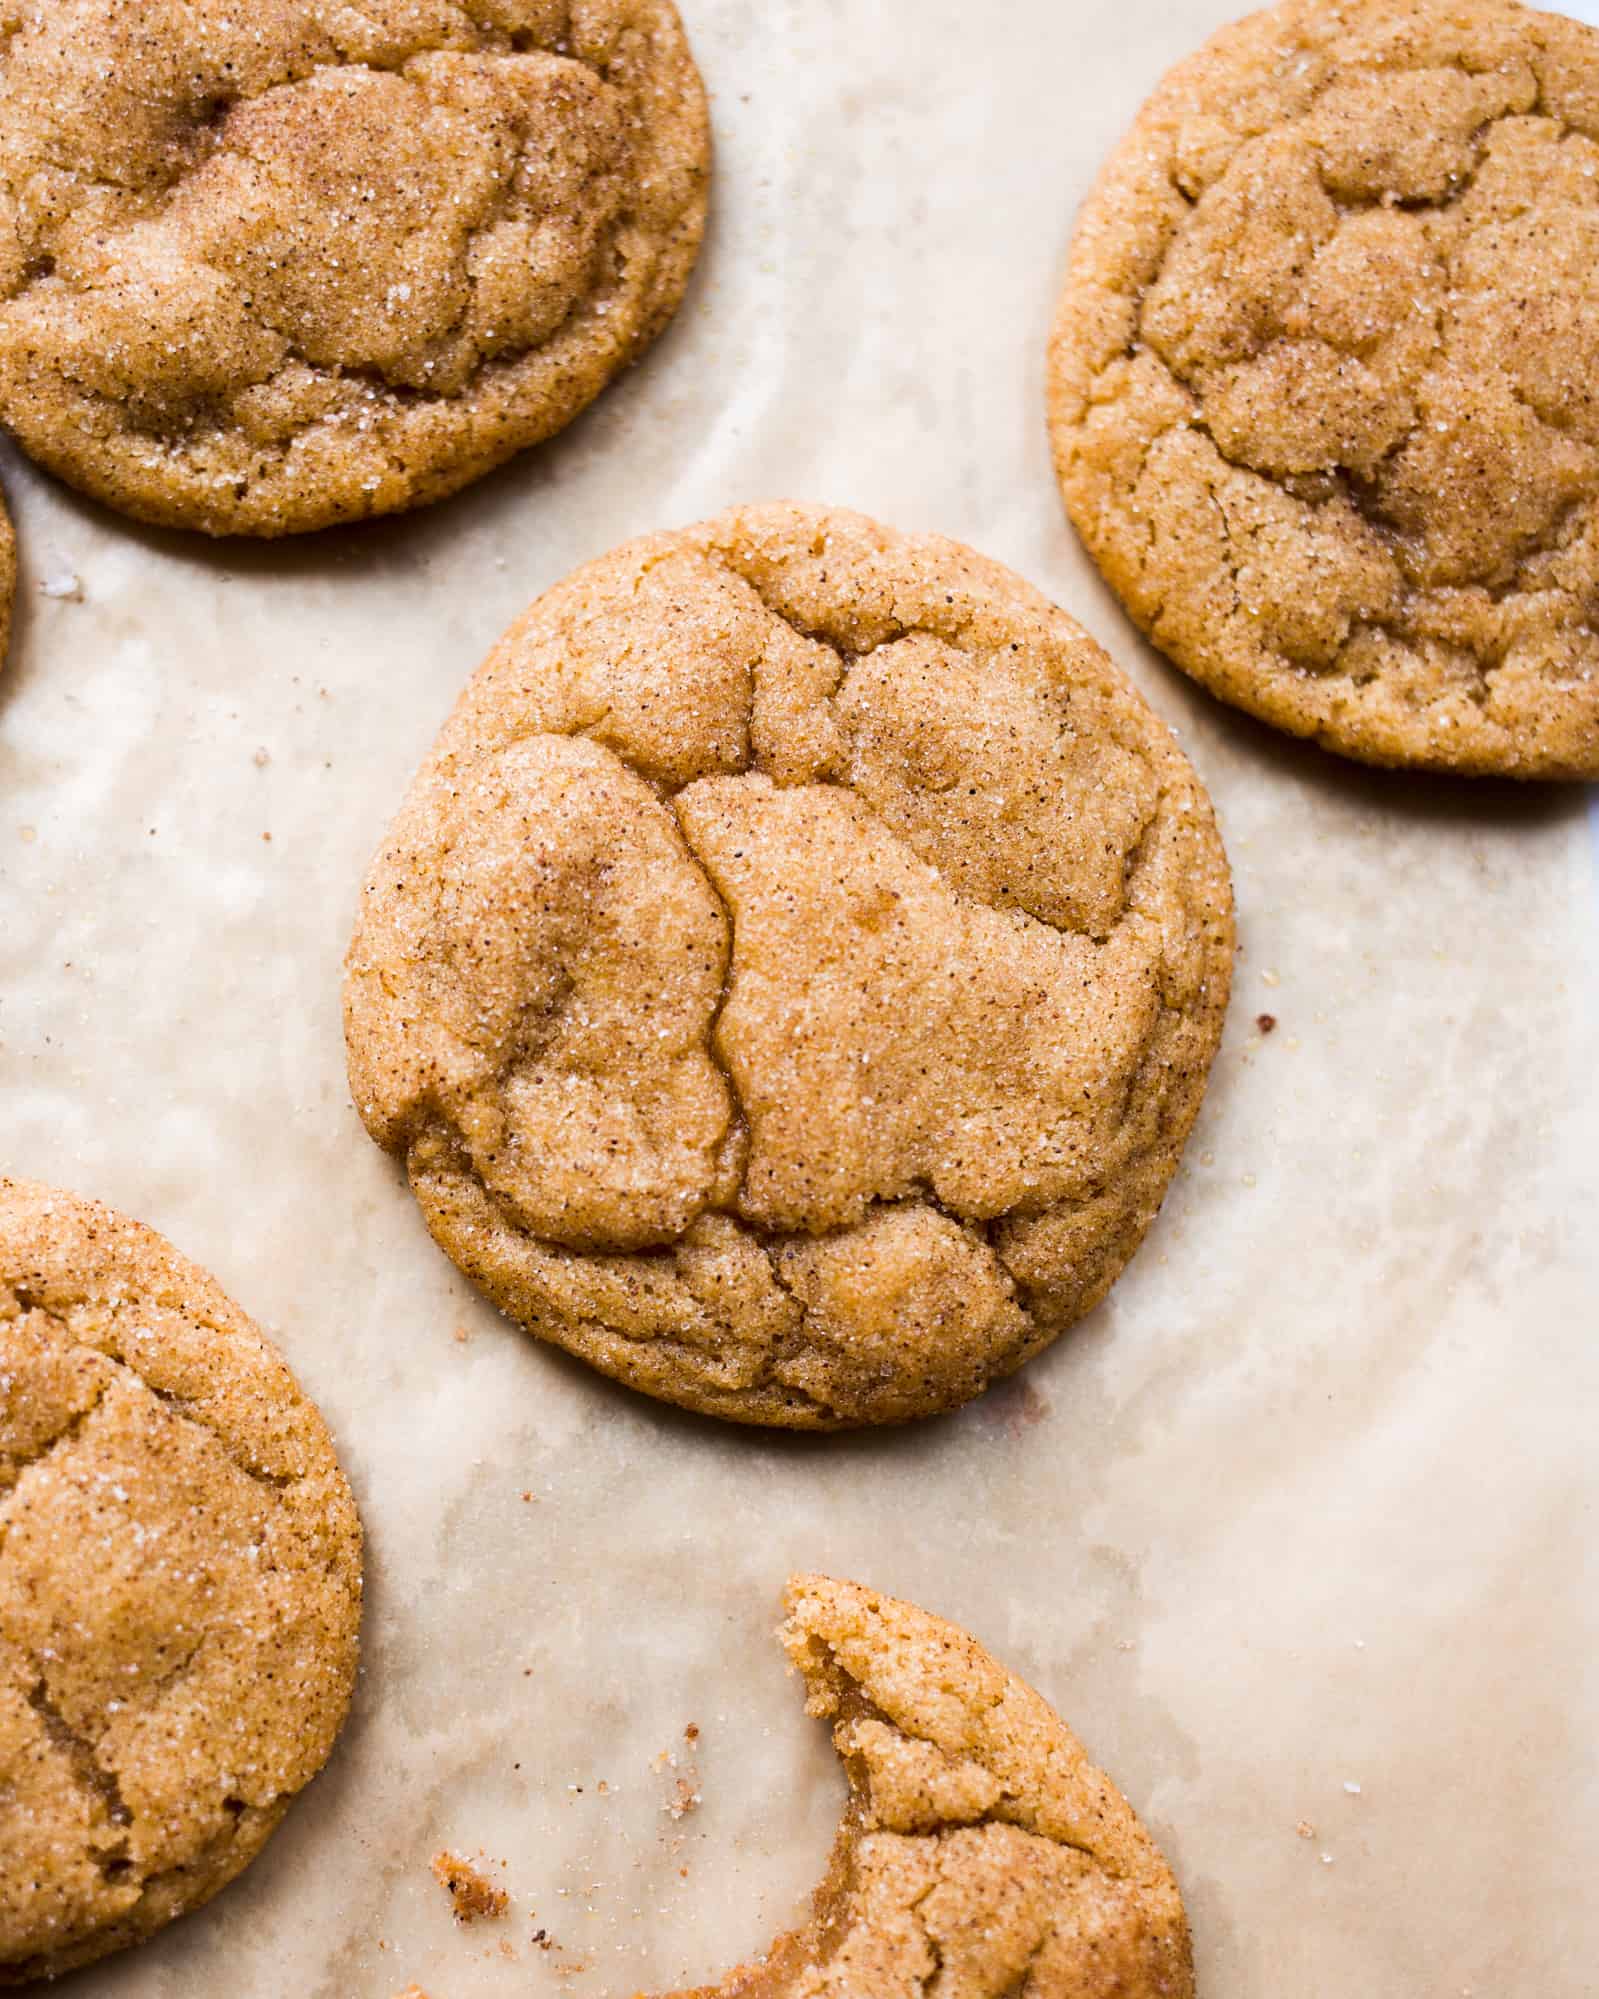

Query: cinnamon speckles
[[0, 0, 709, 536], [0, 1178, 362, 1983], [343, 503, 1234, 1428], [1050, 0, 1599, 778]]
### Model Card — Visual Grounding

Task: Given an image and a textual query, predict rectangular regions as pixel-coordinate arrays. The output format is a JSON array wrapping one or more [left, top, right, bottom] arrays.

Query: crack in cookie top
[[0, 1179, 362, 1983], [1050, 0, 1599, 778], [344, 504, 1234, 1428], [0, 0, 709, 535], [649, 1576, 1194, 1998]]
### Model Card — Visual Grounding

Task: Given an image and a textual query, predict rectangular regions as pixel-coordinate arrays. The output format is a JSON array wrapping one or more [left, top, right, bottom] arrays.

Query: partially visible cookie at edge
[[1050, 0, 1599, 778], [643, 1575, 1195, 1999], [0, 480, 14, 674], [343, 501, 1234, 1429], [0, 1177, 363, 1983], [0, 0, 710, 537]]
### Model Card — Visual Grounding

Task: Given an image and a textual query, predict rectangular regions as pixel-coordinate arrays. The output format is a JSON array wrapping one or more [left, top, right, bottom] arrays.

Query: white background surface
[[2, 2, 1597, 1995]]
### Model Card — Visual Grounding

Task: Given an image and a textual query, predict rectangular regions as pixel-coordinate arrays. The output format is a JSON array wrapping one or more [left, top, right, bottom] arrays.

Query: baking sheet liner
[[2, 1, 1596, 1992]]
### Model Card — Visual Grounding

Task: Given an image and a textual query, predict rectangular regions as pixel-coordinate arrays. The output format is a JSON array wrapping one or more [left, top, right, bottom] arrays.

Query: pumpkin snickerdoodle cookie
[[0, 1178, 362, 1982], [344, 503, 1233, 1428], [1050, 0, 1599, 779], [644, 1575, 1194, 1999], [0, 0, 709, 537]]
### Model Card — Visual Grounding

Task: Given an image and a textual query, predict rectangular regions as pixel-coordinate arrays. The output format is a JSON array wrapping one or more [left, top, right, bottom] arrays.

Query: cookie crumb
[[1296, 1820, 1316, 1840], [252, 747, 271, 768], [432, 1851, 509, 1922], [451, 1323, 471, 1344], [655, 1731, 702, 1821], [1256, 1013, 1277, 1034]]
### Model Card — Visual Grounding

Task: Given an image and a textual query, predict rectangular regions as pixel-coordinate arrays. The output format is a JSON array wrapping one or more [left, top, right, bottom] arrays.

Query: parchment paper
[[3, 2, 1596, 1993]]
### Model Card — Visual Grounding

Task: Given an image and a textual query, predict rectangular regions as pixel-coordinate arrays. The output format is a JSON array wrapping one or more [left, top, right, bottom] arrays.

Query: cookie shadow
[[1084, 606, 1591, 842], [1201, 688, 1591, 834], [524, 1317, 1083, 1475], [0, 202, 723, 610], [4, 392, 624, 594]]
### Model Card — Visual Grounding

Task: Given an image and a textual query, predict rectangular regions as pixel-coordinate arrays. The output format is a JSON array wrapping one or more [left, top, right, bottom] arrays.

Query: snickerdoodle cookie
[[648, 1575, 1194, 1999], [0, 0, 709, 537], [0, 1178, 362, 1982], [1050, 0, 1599, 778], [344, 503, 1233, 1428]]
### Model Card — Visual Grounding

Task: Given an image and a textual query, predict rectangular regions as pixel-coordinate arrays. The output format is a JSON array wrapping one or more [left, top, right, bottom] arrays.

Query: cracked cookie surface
[[0, 1178, 362, 1982], [1049, 0, 1599, 778], [0, 0, 709, 536], [343, 503, 1233, 1427], [644, 1575, 1193, 1999]]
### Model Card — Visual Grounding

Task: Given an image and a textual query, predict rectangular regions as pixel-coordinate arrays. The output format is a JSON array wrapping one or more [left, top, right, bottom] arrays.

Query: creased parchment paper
[[2, 2, 1596, 1993]]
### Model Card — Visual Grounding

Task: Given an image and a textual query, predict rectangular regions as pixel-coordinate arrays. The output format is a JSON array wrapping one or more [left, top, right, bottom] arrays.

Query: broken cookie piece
[[641, 1575, 1193, 1999]]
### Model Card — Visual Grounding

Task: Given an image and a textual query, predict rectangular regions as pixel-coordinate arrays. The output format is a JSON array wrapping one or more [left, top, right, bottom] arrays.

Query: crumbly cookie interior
[[656, 1575, 1194, 1999]]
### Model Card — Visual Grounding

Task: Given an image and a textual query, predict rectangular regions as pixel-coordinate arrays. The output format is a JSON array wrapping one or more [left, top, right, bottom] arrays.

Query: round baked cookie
[[344, 503, 1234, 1428], [0, 0, 710, 537], [1050, 0, 1599, 779], [651, 1575, 1194, 1999], [0, 1178, 362, 1982]]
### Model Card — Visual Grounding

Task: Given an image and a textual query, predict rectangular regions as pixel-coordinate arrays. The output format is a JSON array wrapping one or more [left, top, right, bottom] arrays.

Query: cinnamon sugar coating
[[1051, 0, 1599, 777], [647, 1576, 1194, 1999], [345, 504, 1233, 1427], [0, 1178, 362, 1981], [0, 0, 709, 535]]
